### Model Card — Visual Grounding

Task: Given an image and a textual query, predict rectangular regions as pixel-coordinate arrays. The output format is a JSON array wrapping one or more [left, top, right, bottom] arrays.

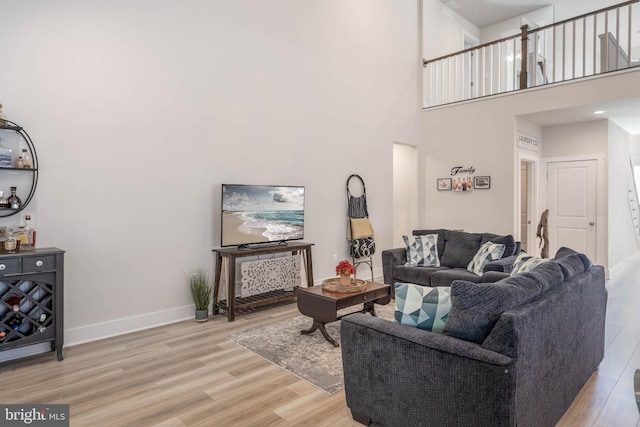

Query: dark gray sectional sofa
[[341, 247, 607, 427], [382, 229, 519, 288]]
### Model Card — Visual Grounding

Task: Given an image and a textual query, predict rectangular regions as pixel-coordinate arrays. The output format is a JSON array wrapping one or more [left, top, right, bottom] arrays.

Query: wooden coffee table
[[296, 281, 391, 347]]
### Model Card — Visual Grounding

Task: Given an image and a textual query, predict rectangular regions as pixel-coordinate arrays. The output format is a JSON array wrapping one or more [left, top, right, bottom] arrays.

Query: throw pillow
[[510, 252, 550, 276], [467, 241, 506, 276], [394, 283, 451, 333], [403, 234, 440, 267]]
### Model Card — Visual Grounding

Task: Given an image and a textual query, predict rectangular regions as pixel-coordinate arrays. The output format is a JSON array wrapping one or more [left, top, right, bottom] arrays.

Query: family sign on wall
[[437, 166, 490, 191]]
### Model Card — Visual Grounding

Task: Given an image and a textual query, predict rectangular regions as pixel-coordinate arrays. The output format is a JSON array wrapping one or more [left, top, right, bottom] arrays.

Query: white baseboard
[[608, 252, 640, 279], [65, 304, 195, 347]]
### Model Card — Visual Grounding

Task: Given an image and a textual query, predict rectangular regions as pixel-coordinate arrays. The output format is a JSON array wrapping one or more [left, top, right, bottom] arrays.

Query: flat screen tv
[[221, 184, 305, 248]]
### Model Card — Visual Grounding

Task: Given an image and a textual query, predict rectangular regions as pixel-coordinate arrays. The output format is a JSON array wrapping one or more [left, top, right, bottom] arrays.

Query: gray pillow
[[440, 231, 483, 268], [413, 229, 447, 259]]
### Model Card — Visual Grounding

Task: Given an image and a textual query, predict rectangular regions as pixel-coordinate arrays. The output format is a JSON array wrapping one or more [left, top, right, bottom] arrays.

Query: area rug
[[226, 304, 395, 394]]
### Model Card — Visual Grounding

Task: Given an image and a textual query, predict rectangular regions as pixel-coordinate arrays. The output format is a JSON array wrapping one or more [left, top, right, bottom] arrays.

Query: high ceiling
[[445, 0, 624, 28], [442, 0, 640, 134]]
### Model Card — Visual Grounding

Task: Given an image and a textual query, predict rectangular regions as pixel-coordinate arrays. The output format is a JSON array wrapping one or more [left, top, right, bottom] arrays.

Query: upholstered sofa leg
[[351, 410, 371, 425]]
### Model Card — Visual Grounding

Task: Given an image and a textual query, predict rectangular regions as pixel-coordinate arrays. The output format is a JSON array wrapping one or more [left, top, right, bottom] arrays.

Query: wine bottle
[[0, 330, 7, 343], [21, 148, 31, 169], [6, 313, 22, 331], [7, 186, 21, 209], [17, 225, 28, 248], [0, 191, 7, 209], [24, 214, 35, 249]]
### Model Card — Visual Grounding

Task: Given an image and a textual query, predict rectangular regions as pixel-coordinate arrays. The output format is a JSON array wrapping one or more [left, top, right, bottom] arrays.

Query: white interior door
[[547, 160, 597, 259]]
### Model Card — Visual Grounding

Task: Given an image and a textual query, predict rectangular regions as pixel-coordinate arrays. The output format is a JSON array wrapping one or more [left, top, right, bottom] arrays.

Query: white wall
[[541, 120, 608, 158], [480, 6, 554, 43], [607, 121, 640, 272], [422, 0, 479, 59], [420, 71, 640, 247], [0, 0, 421, 344], [393, 143, 418, 247]]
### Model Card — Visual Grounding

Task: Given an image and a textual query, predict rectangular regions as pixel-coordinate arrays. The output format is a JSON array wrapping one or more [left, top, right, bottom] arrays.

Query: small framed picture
[[437, 178, 452, 191], [474, 176, 491, 189]]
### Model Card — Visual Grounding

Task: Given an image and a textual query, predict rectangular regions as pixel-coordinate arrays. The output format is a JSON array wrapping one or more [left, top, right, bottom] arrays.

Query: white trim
[[518, 153, 539, 254], [608, 251, 640, 279], [65, 304, 195, 347]]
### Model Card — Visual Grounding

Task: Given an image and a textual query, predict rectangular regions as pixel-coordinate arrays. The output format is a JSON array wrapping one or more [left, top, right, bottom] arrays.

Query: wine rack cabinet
[[0, 248, 64, 361]]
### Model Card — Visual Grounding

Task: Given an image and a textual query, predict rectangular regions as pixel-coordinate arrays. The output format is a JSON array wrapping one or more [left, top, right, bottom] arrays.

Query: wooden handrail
[[423, 0, 639, 67]]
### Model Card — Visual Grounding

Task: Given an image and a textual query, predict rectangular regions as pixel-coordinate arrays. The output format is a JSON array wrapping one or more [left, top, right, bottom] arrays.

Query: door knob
[[589, 222, 595, 226]]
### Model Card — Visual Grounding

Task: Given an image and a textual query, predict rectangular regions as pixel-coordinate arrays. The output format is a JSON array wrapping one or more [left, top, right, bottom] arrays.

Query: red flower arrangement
[[336, 260, 355, 276]]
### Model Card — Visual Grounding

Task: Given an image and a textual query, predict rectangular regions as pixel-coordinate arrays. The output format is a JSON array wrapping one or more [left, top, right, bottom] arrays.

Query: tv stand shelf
[[212, 242, 314, 321]]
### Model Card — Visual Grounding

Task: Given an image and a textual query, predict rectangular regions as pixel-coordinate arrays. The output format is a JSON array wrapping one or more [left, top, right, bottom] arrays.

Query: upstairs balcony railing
[[423, 0, 640, 108]]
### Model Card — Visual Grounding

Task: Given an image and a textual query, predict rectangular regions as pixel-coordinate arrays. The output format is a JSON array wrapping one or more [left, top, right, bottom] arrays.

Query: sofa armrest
[[484, 254, 518, 273], [382, 247, 406, 284], [341, 313, 514, 427]]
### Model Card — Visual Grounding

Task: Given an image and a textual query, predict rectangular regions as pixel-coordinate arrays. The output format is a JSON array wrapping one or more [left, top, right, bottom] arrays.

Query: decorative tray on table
[[322, 278, 368, 293]]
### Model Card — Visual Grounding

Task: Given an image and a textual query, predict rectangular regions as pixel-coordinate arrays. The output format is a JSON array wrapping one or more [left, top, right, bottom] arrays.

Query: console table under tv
[[212, 242, 314, 322]]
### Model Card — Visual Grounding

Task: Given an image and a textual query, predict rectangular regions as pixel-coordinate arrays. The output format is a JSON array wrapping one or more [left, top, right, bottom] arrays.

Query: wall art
[[474, 176, 491, 189], [437, 178, 452, 191]]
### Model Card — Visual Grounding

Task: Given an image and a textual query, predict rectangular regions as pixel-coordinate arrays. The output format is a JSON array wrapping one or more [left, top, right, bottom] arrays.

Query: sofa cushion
[[520, 261, 565, 293], [403, 234, 440, 267], [443, 275, 544, 343], [481, 233, 517, 258], [510, 252, 550, 276], [554, 254, 587, 280], [440, 230, 483, 268], [467, 241, 506, 275], [393, 265, 443, 287], [394, 283, 451, 333], [413, 229, 447, 259], [430, 268, 482, 287], [555, 246, 593, 271]]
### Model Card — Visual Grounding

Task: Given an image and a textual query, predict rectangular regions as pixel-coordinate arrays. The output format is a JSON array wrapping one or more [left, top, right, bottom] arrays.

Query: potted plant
[[189, 269, 212, 322]]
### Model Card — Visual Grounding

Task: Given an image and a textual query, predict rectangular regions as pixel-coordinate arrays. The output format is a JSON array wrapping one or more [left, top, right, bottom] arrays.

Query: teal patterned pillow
[[394, 283, 451, 332], [403, 234, 439, 267], [510, 252, 551, 276], [467, 241, 506, 276]]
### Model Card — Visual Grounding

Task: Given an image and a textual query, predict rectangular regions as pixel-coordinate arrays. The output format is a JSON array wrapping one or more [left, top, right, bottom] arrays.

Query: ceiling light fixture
[[593, 110, 606, 115]]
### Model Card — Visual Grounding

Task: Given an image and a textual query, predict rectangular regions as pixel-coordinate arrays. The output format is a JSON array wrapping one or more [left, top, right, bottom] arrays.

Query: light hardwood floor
[[1, 263, 639, 426]]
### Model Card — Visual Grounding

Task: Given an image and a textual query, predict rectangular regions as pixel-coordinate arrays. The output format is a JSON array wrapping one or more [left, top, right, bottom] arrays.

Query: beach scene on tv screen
[[222, 185, 304, 246]]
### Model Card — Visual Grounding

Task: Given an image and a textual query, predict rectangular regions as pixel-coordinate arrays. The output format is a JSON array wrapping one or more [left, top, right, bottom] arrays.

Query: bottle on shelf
[[5, 294, 20, 312], [7, 186, 21, 209], [23, 215, 35, 250], [17, 225, 28, 249], [0, 191, 7, 209], [15, 156, 23, 168], [0, 137, 12, 167], [20, 148, 31, 169], [1, 228, 19, 253], [0, 330, 7, 343]]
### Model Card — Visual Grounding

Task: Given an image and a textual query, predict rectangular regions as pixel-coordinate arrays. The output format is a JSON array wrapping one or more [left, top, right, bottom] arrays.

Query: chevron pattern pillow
[[403, 234, 439, 267], [467, 241, 506, 276], [510, 252, 551, 276], [394, 283, 451, 332]]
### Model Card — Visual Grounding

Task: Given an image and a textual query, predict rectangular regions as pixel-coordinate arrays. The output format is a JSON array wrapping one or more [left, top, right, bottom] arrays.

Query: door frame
[[518, 152, 538, 255], [541, 153, 607, 269]]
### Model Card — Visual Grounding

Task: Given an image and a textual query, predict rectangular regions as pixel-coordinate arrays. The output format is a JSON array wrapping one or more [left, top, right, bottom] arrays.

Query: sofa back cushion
[[394, 282, 451, 333], [443, 271, 553, 343], [439, 230, 483, 268], [480, 233, 517, 258]]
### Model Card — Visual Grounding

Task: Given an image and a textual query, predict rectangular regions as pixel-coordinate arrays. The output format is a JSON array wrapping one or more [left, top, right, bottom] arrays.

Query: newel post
[[519, 24, 529, 89]]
